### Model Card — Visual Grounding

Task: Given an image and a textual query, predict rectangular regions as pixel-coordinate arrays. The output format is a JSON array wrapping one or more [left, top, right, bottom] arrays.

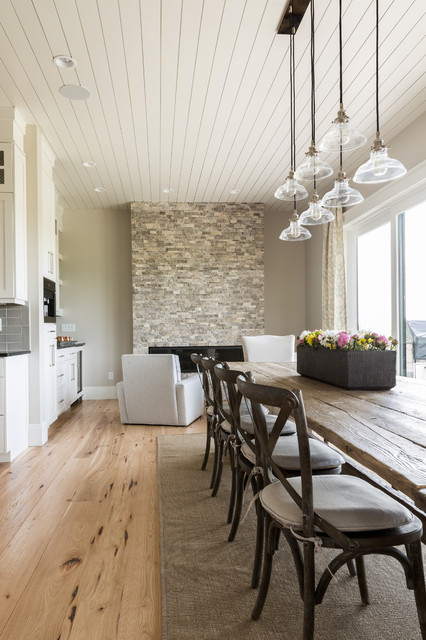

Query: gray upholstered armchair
[[116, 354, 204, 426]]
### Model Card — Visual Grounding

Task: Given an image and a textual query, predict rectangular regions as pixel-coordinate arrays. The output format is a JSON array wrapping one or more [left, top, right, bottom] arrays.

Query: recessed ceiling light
[[94, 187, 105, 192], [82, 160, 96, 168], [59, 84, 91, 100], [230, 189, 240, 194], [53, 55, 77, 69], [162, 188, 174, 193]]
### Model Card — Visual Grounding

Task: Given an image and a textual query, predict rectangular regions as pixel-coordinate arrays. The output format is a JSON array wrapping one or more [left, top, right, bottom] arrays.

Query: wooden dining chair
[[191, 353, 212, 473], [215, 364, 344, 589], [237, 375, 426, 640]]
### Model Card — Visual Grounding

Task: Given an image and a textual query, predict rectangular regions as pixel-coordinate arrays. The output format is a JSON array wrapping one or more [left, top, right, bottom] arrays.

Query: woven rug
[[158, 433, 424, 640]]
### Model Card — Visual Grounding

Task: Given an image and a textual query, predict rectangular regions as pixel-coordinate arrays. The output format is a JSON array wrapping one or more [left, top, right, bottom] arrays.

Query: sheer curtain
[[322, 207, 347, 330]]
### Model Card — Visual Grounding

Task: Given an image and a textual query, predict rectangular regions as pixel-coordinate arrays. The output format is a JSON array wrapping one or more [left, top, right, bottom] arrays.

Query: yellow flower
[[307, 335, 314, 346]]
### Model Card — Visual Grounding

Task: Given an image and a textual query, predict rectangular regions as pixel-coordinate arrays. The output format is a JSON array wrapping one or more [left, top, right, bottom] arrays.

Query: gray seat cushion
[[260, 475, 415, 532], [240, 413, 296, 436], [241, 435, 343, 471]]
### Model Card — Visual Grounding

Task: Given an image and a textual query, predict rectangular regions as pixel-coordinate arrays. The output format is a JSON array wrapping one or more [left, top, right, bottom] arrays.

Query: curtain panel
[[322, 207, 347, 330]]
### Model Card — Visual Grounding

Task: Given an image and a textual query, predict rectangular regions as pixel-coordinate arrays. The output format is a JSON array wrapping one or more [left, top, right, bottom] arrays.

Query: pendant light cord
[[339, 0, 343, 169], [290, 1, 297, 211], [311, 0, 317, 191], [375, 0, 380, 134]]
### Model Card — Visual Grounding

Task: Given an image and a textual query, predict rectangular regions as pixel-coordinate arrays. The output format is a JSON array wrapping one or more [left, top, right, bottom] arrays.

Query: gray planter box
[[296, 346, 397, 390]]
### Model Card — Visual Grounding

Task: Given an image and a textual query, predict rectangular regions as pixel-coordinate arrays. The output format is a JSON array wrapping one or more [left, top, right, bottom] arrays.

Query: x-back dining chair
[[215, 364, 345, 588], [191, 353, 212, 473], [237, 375, 426, 640]]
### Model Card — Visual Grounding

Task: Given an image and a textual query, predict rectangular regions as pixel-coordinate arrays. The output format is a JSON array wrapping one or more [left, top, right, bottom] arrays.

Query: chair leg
[[211, 435, 224, 497], [251, 475, 264, 589], [347, 559, 357, 576], [302, 541, 316, 640], [201, 416, 212, 471], [209, 421, 219, 489], [226, 444, 236, 524], [252, 514, 275, 620], [410, 540, 426, 640], [355, 555, 370, 605], [228, 467, 245, 542]]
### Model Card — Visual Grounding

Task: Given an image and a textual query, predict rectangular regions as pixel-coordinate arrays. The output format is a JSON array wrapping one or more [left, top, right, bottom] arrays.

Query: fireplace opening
[[148, 345, 244, 373]]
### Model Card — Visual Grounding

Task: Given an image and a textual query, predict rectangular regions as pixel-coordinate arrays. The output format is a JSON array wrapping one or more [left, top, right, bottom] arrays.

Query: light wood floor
[[0, 399, 206, 639]]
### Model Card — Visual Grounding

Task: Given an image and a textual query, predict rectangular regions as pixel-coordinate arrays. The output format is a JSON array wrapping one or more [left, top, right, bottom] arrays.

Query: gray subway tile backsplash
[[0, 302, 30, 351]]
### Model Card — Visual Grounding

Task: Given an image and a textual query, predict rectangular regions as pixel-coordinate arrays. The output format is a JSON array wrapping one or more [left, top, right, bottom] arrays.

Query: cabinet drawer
[[0, 378, 4, 413]]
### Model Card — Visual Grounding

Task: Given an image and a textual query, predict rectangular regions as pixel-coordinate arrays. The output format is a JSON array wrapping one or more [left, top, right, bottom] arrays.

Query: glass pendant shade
[[354, 136, 407, 184], [299, 194, 335, 225], [279, 212, 311, 241], [295, 143, 333, 181], [319, 106, 367, 152], [321, 171, 364, 208], [274, 169, 308, 201]]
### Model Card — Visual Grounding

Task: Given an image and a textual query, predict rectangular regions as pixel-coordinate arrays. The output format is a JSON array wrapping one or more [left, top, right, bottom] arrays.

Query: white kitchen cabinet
[[56, 346, 84, 415], [0, 355, 29, 462], [41, 142, 56, 281], [44, 325, 57, 427], [0, 142, 27, 303]]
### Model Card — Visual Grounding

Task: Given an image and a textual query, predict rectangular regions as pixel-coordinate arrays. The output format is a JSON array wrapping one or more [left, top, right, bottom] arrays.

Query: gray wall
[[58, 208, 133, 394]]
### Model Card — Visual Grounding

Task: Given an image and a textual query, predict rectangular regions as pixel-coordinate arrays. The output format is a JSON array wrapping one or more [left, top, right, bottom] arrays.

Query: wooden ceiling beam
[[277, 0, 311, 34]]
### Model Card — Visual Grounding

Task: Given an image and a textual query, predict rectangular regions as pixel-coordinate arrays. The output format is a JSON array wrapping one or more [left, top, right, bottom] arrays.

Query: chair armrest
[[176, 375, 204, 426]]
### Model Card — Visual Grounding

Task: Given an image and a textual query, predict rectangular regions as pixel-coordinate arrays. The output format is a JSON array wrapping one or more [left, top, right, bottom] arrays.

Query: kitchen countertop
[[0, 350, 31, 357], [57, 342, 85, 349]]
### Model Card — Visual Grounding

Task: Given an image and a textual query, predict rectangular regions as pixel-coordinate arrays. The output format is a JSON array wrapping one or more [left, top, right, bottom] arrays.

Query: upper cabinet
[[0, 108, 28, 304], [41, 141, 56, 281]]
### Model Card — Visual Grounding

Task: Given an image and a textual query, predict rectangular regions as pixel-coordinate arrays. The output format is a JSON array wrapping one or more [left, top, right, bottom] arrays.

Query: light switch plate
[[61, 323, 76, 332]]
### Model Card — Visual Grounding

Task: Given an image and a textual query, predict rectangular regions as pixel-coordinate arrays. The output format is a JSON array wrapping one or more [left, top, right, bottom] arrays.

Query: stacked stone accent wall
[[130, 202, 264, 352]]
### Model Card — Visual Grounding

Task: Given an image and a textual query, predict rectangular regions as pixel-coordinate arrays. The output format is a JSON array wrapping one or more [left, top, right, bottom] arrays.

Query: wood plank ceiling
[[0, 0, 424, 212]]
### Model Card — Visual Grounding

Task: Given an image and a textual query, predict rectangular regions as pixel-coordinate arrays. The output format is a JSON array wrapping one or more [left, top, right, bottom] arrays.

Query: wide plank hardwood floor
[[0, 399, 205, 639]]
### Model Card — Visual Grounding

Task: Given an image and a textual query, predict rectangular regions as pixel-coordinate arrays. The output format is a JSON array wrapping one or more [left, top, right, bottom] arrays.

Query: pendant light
[[280, 209, 312, 241], [274, 3, 308, 202], [296, 0, 332, 183], [353, 0, 407, 184], [318, 0, 366, 153], [321, 0, 363, 208], [298, 0, 334, 227]]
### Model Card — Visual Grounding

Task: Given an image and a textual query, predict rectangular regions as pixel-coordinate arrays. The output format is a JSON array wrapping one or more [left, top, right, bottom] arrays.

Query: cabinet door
[[68, 351, 78, 403], [0, 193, 15, 299], [44, 326, 57, 426], [42, 156, 56, 280]]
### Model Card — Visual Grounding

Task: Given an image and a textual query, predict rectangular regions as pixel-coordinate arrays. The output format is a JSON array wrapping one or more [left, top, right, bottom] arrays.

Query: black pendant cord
[[339, 0, 343, 170], [288, 3, 294, 170], [375, 0, 380, 134], [311, 0, 317, 192]]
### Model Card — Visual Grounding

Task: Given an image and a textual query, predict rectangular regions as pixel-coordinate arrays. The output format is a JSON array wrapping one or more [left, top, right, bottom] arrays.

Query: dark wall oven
[[43, 277, 56, 323]]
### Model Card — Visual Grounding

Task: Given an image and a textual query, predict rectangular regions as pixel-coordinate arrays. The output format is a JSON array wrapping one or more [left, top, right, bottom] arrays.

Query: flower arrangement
[[298, 329, 398, 351]]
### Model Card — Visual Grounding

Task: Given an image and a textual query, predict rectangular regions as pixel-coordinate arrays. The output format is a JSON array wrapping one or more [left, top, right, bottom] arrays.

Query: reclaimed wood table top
[[229, 361, 426, 513]]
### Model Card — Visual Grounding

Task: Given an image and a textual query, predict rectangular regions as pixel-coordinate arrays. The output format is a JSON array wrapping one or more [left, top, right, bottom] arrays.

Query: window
[[345, 164, 426, 378]]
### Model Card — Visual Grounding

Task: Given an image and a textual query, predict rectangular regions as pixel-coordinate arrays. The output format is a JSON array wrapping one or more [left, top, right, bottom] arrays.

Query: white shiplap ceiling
[[0, 0, 424, 212]]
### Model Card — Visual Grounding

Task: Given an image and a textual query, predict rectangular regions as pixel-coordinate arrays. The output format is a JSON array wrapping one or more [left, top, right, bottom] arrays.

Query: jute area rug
[[158, 433, 424, 640]]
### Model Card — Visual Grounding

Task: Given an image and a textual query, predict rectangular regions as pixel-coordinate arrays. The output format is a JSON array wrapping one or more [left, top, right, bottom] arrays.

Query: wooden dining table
[[229, 361, 426, 536]]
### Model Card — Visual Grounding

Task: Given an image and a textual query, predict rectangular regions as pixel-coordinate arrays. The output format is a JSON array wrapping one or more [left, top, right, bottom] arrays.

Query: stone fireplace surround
[[130, 202, 264, 353]]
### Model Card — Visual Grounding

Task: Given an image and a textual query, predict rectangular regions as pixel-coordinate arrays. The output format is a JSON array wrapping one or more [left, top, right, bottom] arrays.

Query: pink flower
[[337, 332, 350, 348]]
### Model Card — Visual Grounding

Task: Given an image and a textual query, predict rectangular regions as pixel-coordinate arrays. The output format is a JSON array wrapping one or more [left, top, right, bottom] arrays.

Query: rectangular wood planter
[[296, 345, 397, 390]]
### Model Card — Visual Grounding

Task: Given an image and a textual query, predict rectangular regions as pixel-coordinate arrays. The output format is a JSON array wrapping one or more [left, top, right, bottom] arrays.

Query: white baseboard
[[83, 386, 118, 400]]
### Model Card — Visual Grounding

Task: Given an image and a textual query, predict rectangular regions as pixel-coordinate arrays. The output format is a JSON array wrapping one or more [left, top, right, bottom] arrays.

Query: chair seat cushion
[[260, 475, 415, 532], [240, 413, 296, 436], [220, 419, 233, 434], [241, 435, 343, 471], [271, 435, 344, 471]]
